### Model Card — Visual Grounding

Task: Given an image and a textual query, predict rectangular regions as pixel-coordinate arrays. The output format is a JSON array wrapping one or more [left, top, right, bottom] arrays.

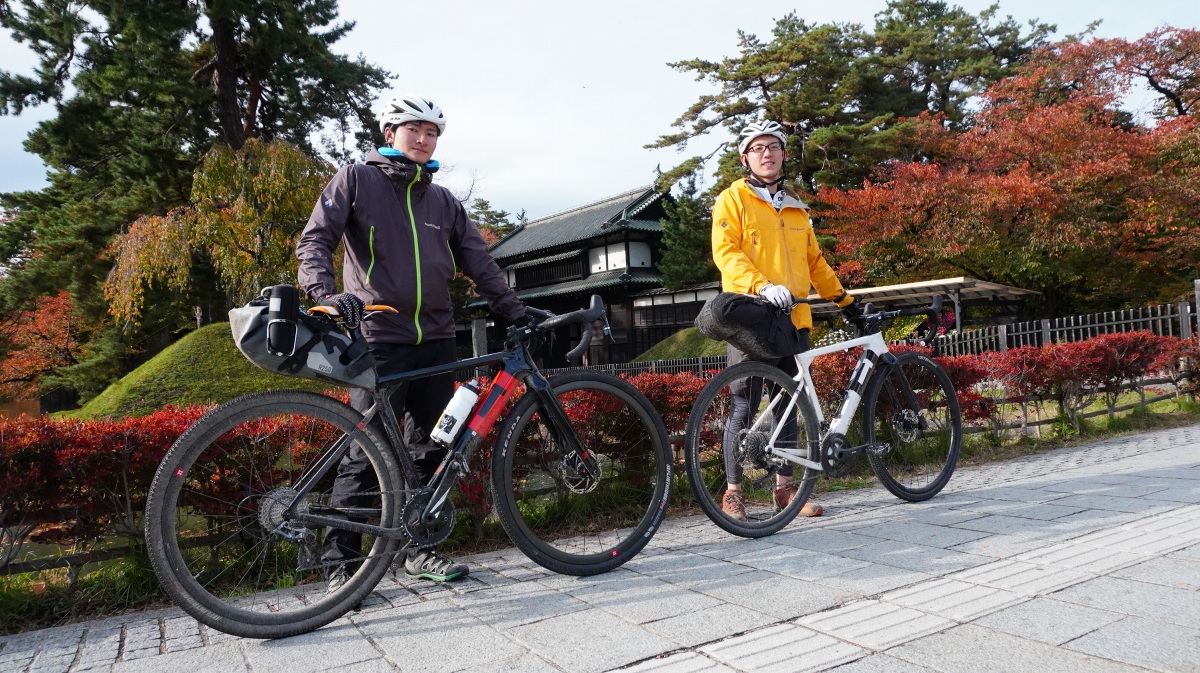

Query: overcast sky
[[0, 0, 1194, 220]]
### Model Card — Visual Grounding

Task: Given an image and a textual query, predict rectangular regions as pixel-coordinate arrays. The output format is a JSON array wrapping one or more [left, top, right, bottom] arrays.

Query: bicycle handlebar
[[516, 294, 608, 365], [860, 294, 944, 336]]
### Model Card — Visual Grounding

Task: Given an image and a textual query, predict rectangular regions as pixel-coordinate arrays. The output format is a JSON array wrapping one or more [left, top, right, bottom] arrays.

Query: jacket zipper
[[365, 226, 376, 284], [406, 166, 424, 344], [746, 182, 799, 295]]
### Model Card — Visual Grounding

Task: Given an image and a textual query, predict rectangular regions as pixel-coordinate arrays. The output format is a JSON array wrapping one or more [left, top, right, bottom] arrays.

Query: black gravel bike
[[685, 296, 961, 538], [145, 295, 671, 638]]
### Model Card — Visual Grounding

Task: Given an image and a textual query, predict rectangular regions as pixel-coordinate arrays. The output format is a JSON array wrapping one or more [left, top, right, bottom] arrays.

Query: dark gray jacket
[[297, 150, 523, 344]]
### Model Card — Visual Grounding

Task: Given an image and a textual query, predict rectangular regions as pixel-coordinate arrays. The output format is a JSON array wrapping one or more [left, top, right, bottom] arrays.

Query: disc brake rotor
[[892, 408, 922, 443]]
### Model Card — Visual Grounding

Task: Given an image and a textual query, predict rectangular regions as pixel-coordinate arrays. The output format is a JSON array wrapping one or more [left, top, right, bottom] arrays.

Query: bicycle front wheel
[[864, 351, 962, 502], [492, 371, 671, 576], [145, 390, 402, 639], [684, 361, 820, 538]]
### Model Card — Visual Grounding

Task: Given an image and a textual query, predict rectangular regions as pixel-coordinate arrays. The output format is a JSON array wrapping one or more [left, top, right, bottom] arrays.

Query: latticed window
[[513, 256, 586, 288]]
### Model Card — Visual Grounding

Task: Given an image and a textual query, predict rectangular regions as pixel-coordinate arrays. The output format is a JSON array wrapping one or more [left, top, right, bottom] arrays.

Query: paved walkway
[[4, 424, 1200, 673]]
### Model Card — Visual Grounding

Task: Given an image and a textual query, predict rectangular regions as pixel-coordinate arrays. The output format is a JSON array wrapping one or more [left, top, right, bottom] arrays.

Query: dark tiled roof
[[489, 186, 664, 263], [467, 269, 661, 307], [629, 280, 720, 297], [624, 219, 663, 233], [504, 249, 583, 270]]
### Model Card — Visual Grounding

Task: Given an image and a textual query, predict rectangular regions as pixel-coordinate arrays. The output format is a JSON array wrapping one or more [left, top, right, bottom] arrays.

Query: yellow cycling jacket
[[711, 178, 851, 330]]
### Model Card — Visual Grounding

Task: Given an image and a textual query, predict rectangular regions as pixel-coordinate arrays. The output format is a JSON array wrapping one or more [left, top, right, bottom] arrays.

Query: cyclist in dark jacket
[[297, 94, 526, 588]]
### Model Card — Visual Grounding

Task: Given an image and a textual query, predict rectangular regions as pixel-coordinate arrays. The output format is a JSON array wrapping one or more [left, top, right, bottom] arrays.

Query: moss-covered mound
[[71, 322, 329, 419], [631, 326, 726, 362]]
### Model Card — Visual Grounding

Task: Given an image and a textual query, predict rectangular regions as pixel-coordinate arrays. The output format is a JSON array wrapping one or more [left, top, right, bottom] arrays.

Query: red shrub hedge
[[1, 338, 1192, 557]]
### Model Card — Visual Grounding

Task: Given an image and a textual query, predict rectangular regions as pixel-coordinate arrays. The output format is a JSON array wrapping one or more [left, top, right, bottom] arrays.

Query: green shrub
[[632, 327, 726, 362], [70, 322, 328, 419]]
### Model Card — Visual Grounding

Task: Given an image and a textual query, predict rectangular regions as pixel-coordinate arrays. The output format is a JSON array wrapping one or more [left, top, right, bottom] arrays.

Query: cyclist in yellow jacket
[[711, 119, 860, 521]]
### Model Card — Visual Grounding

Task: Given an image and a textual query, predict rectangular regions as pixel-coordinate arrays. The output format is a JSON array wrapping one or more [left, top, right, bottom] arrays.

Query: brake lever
[[600, 314, 613, 343]]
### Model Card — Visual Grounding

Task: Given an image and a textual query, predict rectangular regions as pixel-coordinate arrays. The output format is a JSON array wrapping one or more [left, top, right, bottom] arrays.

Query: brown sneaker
[[722, 490, 748, 522], [774, 483, 824, 517]]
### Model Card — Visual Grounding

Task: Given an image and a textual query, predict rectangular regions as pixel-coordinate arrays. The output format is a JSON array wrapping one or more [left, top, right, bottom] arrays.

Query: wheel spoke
[[146, 391, 400, 638], [866, 353, 961, 501], [494, 373, 670, 574], [684, 362, 819, 538]]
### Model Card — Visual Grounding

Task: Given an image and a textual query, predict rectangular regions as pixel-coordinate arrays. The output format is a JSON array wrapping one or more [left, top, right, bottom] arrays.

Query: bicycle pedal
[[867, 442, 891, 456]]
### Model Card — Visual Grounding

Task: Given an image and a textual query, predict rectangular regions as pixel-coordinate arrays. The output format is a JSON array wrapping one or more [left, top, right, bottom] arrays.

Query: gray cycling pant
[[322, 338, 456, 566], [723, 331, 810, 485]]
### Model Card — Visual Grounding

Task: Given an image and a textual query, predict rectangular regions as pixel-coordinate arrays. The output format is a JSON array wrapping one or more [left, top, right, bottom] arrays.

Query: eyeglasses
[[745, 142, 784, 155]]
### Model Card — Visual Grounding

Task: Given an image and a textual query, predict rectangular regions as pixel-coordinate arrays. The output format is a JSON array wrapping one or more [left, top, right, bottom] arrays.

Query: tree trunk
[[208, 9, 246, 150]]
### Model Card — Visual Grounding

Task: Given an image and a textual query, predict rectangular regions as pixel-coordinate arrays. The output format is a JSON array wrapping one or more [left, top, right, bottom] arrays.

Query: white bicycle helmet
[[378, 95, 446, 135], [738, 120, 788, 154]]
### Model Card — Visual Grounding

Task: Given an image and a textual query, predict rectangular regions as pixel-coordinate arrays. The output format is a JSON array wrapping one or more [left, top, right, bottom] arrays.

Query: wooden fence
[[933, 302, 1196, 357]]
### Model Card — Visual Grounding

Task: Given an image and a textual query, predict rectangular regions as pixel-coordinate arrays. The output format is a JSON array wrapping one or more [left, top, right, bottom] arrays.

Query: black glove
[[323, 292, 366, 328], [512, 314, 533, 329], [840, 300, 863, 326]]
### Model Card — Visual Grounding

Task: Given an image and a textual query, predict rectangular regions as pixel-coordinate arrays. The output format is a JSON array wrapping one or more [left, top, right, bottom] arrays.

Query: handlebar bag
[[229, 286, 376, 389], [695, 292, 806, 361]]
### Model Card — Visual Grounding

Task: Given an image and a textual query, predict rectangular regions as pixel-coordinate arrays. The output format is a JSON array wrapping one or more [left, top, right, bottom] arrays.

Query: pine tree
[[658, 176, 718, 290], [649, 0, 1054, 194], [0, 0, 390, 400]]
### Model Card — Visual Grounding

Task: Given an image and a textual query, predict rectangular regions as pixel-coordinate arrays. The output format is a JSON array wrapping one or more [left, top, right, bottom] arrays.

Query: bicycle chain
[[277, 487, 417, 574]]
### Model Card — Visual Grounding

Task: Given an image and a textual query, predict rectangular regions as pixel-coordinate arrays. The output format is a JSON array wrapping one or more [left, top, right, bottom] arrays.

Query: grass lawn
[[633, 326, 726, 361], [68, 322, 329, 419]]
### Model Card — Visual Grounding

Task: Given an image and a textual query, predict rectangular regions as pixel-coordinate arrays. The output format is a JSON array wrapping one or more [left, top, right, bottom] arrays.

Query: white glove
[[759, 283, 793, 309]]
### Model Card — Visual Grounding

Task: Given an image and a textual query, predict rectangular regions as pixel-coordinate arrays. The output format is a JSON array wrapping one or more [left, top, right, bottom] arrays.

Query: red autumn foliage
[[1, 406, 208, 543], [0, 292, 91, 401], [818, 28, 1200, 313], [623, 370, 709, 435], [1085, 332, 1177, 413]]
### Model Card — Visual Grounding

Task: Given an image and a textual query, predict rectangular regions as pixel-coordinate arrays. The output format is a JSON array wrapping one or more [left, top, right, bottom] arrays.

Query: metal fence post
[[997, 324, 1009, 352], [1041, 319, 1051, 345], [1180, 302, 1192, 342]]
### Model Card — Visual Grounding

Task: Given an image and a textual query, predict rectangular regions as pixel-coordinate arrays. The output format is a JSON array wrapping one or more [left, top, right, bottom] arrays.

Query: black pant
[[322, 338, 456, 565], [723, 330, 810, 485]]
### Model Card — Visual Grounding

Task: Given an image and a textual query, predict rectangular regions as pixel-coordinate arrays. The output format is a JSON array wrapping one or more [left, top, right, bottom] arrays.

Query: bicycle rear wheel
[[492, 371, 671, 575], [145, 390, 402, 639], [864, 351, 962, 502], [684, 361, 820, 538]]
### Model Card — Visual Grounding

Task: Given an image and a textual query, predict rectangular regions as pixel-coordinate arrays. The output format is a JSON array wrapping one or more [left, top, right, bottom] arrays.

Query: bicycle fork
[[420, 369, 599, 525], [420, 369, 522, 522]]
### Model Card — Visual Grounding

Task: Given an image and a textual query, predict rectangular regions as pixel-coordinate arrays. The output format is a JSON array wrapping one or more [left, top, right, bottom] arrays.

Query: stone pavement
[[4, 424, 1200, 673]]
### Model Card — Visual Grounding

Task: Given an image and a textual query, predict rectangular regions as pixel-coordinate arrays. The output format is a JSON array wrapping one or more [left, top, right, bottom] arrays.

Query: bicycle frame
[[284, 340, 592, 540], [751, 331, 897, 473]]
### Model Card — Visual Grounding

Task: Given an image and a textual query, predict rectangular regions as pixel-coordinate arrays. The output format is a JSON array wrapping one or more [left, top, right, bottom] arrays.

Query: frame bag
[[695, 292, 805, 361], [229, 285, 377, 389]]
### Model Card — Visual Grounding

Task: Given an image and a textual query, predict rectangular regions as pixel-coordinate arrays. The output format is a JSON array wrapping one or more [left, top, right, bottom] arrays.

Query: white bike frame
[[750, 332, 892, 472]]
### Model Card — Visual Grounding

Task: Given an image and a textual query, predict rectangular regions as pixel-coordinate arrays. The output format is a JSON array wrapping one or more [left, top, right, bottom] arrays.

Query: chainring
[[819, 434, 856, 477], [402, 490, 456, 548]]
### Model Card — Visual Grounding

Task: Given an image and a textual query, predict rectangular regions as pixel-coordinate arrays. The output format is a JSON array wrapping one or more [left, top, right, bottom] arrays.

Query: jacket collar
[[365, 149, 433, 197], [735, 177, 808, 210]]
